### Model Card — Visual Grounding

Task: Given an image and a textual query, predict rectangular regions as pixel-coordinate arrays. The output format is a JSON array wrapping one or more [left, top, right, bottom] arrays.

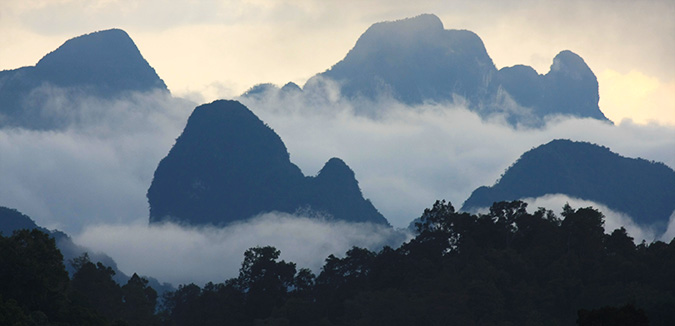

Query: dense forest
[[2, 200, 674, 325]]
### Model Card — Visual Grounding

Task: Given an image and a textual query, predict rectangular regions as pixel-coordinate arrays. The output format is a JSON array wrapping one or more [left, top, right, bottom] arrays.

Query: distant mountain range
[[462, 139, 675, 231], [147, 100, 388, 226], [2, 16, 669, 235], [0, 29, 168, 129], [245, 14, 609, 126]]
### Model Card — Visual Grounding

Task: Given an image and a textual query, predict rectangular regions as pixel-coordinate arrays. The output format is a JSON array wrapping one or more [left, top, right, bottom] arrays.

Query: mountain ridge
[[293, 14, 608, 126], [461, 139, 675, 231], [147, 100, 389, 226], [0, 28, 168, 129]]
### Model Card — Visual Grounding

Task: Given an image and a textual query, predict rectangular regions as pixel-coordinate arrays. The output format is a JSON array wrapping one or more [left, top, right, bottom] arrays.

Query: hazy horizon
[[1, 0, 673, 125]]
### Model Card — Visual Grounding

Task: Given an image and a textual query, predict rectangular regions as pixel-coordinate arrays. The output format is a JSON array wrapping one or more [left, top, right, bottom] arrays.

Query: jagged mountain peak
[[34, 28, 167, 92], [317, 157, 354, 179], [303, 14, 608, 126], [361, 14, 445, 39], [314, 157, 361, 197], [0, 28, 169, 129], [549, 50, 594, 80], [37, 29, 134, 67], [317, 14, 495, 107], [148, 100, 388, 226]]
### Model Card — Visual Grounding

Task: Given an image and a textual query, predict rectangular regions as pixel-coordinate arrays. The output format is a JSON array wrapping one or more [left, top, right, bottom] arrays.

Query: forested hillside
[[3, 200, 673, 325]]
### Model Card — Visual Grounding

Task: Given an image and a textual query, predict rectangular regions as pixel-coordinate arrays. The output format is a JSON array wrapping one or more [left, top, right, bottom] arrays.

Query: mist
[[1, 79, 673, 289], [0, 87, 194, 233], [239, 82, 675, 229], [2, 81, 673, 234], [74, 212, 409, 286], [521, 194, 664, 244]]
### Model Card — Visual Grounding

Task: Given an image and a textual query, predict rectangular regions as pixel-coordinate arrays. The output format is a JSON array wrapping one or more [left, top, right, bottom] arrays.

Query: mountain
[[0, 206, 40, 234], [305, 14, 608, 125], [0, 206, 119, 276], [241, 81, 303, 100], [0, 206, 123, 276], [147, 100, 388, 226], [0, 28, 168, 129], [461, 139, 675, 230], [0, 205, 173, 293]]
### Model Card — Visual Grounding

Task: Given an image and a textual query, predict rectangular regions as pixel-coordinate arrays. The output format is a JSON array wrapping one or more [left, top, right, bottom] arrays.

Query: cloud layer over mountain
[[0, 81, 672, 286], [238, 83, 675, 230], [74, 213, 407, 286], [3, 0, 672, 125], [1, 83, 673, 234]]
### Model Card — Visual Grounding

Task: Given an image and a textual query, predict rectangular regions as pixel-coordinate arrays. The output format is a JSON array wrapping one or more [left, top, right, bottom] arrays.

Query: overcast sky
[[1, 0, 673, 125]]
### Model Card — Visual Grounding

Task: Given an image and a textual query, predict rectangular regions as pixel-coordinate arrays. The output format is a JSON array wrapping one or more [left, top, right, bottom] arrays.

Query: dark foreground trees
[[158, 200, 675, 325], [2, 201, 674, 325], [0, 229, 159, 325]]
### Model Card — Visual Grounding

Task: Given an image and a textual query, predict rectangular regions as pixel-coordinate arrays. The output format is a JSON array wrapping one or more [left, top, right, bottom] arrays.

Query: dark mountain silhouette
[[314, 14, 494, 106], [147, 100, 388, 226], [305, 14, 608, 125], [497, 50, 604, 121], [0, 206, 40, 234], [241, 83, 278, 98], [0, 206, 119, 277], [0, 205, 172, 293], [241, 81, 303, 100], [0, 28, 168, 129], [280, 82, 302, 94], [461, 139, 675, 230]]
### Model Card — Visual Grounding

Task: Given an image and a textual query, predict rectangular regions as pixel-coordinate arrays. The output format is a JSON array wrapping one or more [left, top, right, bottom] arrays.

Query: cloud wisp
[[74, 212, 409, 286], [0, 78, 672, 290], [1, 79, 673, 234], [521, 194, 665, 244], [239, 83, 675, 228], [0, 88, 194, 233]]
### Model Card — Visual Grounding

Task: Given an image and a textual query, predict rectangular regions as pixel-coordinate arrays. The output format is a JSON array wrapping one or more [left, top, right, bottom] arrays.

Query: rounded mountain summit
[[300, 14, 608, 125], [147, 100, 389, 226]]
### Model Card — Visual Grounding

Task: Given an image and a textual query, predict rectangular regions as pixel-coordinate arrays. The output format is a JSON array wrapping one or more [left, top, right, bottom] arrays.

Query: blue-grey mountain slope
[[0, 29, 168, 129], [0, 206, 172, 293], [301, 14, 608, 126], [147, 100, 388, 226], [462, 139, 675, 231]]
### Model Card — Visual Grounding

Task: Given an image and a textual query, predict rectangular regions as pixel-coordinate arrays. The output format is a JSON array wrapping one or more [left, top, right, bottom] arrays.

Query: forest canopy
[[1, 200, 673, 325]]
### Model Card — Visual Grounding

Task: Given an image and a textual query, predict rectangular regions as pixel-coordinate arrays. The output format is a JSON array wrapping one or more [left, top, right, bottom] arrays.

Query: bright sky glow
[[1, 0, 673, 125]]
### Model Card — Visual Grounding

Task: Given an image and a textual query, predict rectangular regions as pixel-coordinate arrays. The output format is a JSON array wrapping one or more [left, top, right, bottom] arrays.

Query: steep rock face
[[33, 29, 167, 93], [541, 51, 604, 119], [308, 158, 388, 224], [307, 14, 608, 125], [0, 29, 167, 129], [498, 51, 605, 121], [315, 14, 496, 106], [147, 100, 305, 225], [461, 139, 675, 230], [147, 100, 388, 226]]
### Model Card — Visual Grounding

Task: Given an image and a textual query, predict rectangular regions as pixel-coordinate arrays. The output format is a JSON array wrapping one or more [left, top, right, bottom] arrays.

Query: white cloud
[[73, 213, 409, 286], [1, 1, 672, 125], [239, 83, 675, 228], [0, 78, 671, 291], [661, 212, 675, 243], [1, 80, 673, 236], [521, 194, 663, 243], [0, 89, 193, 233]]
